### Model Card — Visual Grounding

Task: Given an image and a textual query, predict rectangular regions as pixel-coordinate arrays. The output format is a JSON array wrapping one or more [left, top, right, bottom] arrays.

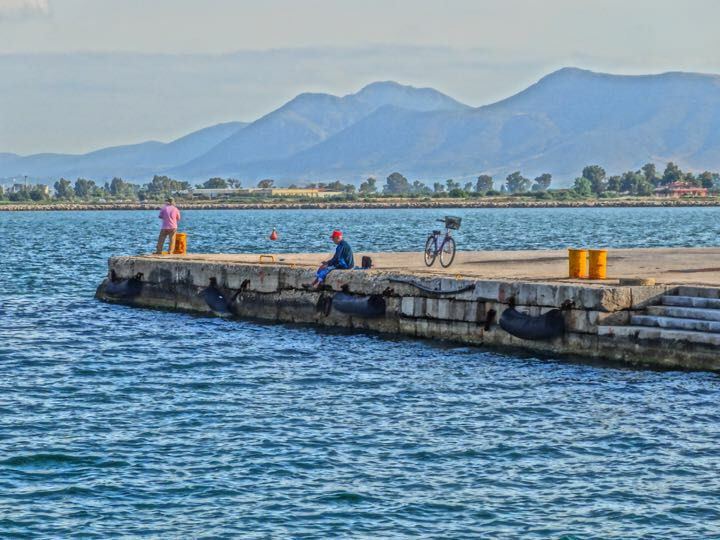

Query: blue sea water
[[1, 207, 720, 538]]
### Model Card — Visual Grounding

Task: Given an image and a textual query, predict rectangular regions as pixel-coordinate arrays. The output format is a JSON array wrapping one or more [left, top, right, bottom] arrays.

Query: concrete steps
[[631, 314, 720, 333], [646, 305, 720, 322], [676, 286, 720, 299], [598, 289, 720, 347], [663, 295, 720, 309], [598, 325, 720, 346]]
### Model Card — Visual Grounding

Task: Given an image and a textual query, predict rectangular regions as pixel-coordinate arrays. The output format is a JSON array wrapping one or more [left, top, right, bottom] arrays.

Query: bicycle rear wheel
[[439, 236, 456, 267], [424, 236, 437, 266]]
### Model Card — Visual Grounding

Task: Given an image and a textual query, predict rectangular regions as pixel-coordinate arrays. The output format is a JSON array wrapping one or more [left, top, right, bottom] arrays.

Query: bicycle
[[424, 216, 461, 267]]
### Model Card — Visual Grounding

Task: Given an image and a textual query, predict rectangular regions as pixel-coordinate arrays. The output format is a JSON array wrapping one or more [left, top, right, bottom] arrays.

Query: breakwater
[[97, 255, 720, 371], [5, 197, 720, 212]]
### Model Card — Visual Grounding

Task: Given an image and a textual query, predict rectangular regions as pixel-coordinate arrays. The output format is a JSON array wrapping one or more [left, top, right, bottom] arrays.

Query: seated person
[[307, 230, 354, 288]]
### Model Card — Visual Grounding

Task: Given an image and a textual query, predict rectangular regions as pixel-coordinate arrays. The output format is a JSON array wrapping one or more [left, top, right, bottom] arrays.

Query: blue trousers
[[316, 265, 336, 282]]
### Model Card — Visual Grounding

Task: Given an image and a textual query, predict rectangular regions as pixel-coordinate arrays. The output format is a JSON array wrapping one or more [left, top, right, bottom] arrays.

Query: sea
[[1, 207, 719, 538]]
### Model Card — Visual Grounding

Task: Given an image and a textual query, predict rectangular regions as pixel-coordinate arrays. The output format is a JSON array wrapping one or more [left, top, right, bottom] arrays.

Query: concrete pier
[[96, 248, 720, 372]]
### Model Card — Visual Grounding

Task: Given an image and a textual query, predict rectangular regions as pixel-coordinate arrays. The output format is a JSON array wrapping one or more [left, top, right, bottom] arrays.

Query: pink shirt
[[159, 204, 180, 229]]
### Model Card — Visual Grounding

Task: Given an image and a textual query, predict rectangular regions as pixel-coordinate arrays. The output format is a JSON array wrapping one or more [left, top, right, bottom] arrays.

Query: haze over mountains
[[0, 121, 247, 182], [4, 68, 720, 187]]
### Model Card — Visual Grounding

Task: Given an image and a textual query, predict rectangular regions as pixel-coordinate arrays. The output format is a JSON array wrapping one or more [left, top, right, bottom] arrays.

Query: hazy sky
[[2, 0, 720, 154]]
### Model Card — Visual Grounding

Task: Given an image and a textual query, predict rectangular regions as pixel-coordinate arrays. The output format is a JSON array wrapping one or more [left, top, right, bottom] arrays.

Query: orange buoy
[[269, 228, 278, 241]]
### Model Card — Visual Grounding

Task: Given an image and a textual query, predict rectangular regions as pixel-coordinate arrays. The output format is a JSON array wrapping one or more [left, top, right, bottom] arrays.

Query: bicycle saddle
[[432, 230, 441, 235]]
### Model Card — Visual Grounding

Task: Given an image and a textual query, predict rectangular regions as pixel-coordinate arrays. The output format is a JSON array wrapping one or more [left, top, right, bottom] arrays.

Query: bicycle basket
[[444, 216, 462, 230]]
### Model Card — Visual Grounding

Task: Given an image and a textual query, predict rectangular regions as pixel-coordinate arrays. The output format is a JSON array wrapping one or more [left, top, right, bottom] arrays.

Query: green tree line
[[0, 175, 192, 202], [370, 162, 720, 198], [3, 162, 719, 203], [572, 162, 719, 197]]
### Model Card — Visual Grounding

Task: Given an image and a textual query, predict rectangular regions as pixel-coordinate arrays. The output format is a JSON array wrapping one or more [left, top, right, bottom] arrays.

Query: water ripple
[[2, 208, 720, 537]]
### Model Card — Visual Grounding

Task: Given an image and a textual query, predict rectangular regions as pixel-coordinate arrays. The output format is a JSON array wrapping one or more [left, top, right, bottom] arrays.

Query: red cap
[[331, 230, 343, 238]]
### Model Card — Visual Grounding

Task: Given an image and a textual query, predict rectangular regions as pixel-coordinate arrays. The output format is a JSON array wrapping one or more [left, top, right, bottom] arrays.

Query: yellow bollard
[[172, 232, 187, 255], [589, 249, 608, 280], [568, 248, 588, 279]]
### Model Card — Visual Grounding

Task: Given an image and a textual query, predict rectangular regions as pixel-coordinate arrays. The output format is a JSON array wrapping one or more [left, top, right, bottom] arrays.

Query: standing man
[[155, 197, 181, 255]]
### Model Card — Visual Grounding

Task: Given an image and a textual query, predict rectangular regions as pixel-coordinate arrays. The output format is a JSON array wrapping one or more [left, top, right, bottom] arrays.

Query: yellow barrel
[[173, 232, 187, 255], [568, 248, 588, 279], [589, 249, 608, 280]]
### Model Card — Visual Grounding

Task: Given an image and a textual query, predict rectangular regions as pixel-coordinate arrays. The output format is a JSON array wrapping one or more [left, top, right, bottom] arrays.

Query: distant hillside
[[233, 68, 720, 183], [5, 69, 720, 185], [1, 121, 247, 182], [173, 81, 468, 178]]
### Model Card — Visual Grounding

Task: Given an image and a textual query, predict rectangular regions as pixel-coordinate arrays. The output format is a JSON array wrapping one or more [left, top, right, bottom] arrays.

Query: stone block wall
[[99, 256, 705, 369]]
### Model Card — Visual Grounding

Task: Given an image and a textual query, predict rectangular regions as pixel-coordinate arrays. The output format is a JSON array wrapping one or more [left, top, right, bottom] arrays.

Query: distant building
[[654, 182, 708, 198], [268, 188, 343, 198], [183, 187, 344, 199]]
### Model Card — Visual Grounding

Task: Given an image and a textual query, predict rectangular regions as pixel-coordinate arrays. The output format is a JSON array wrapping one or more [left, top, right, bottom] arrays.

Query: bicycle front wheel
[[424, 236, 437, 266], [439, 236, 456, 267]]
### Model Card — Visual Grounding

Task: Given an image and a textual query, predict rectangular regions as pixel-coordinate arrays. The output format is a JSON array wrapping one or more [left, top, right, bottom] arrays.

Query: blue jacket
[[327, 239, 354, 269]]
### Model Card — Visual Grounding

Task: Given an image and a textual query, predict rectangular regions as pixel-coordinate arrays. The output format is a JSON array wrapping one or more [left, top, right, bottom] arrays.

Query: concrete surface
[[144, 247, 720, 287]]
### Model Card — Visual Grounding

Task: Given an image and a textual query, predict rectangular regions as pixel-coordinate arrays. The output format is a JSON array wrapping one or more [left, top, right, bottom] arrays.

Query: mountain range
[[4, 68, 720, 186]]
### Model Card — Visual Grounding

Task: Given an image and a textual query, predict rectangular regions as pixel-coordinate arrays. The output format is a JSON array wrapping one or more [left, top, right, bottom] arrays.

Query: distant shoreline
[[2, 198, 720, 212]]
